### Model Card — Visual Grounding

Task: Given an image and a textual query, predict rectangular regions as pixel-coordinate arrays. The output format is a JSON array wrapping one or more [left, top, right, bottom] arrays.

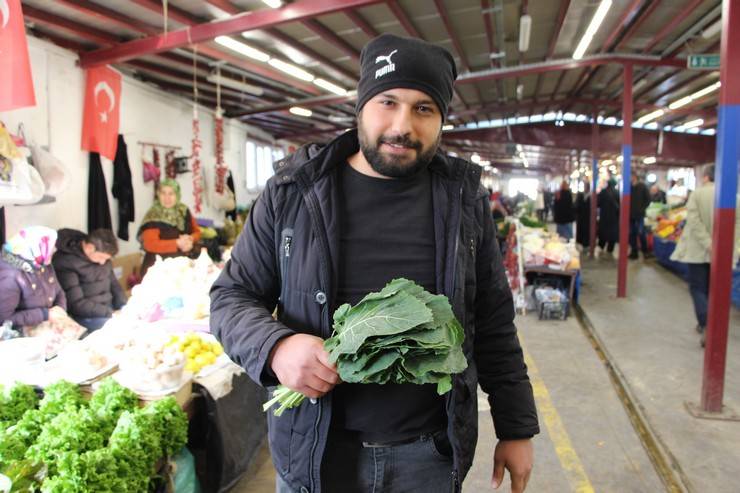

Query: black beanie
[[355, 34, 458, 118]]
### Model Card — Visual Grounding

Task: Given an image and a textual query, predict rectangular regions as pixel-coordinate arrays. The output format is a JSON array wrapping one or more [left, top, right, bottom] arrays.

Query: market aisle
[[579, 257, 740, 492], [465, 313, 663, 493], [233, 309, 663, 493]]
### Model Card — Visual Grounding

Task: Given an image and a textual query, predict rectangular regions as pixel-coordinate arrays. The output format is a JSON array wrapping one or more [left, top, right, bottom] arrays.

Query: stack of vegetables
[[0, 379, 188, 492], [263, 278, 467, 416], [653, 207, 687, 241]]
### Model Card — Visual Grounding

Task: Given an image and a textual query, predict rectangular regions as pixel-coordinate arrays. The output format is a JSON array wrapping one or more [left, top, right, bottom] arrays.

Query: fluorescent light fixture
[[616, 155, 623, 162], [681, 118, 704, 130], [261, 0, 282, 7], [668, 81, 721, 109], [647, 173, 657, 183], [519, 14, 532, 52], [479, 160, 490, 166], [216, 36, 270, 62], [312, 78, 347, 95], [269, 59, 314, 81], [643, 156, 657, 164], [516, 144, 523, 152], [289, 106, 312, 117], [471, 153, 481, 164], [636, 109, 664, 125], [206, 74, 264, 96], [573, 0, 613, 60], [442, 124, 454, 131], [602, 159, 613, 166]]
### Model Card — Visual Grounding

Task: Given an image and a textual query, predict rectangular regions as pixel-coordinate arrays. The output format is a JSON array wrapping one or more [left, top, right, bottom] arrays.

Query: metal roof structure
[[21, 0, 722, 174]]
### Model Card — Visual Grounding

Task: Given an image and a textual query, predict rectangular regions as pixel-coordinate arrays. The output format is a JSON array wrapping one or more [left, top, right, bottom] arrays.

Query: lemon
[[212, 344, 223, 356], [194, 354, 209, 367]]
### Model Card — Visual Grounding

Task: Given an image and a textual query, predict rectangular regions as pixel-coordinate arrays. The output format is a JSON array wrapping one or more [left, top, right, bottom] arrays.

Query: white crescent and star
[[0, 0, 10, 29], [93, 81, 116, 123]]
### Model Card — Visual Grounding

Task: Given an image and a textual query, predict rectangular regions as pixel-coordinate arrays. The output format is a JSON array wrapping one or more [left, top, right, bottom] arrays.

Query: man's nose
[[389, 105, 414, 136]]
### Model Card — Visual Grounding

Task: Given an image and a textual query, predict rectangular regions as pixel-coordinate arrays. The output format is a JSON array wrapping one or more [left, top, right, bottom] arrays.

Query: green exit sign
[[687, 54, 720, 70]]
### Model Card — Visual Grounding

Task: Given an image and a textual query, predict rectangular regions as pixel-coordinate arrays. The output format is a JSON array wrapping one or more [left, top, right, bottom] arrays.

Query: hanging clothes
[[87, 152, 112, 232], [111, 135, 135, 241]]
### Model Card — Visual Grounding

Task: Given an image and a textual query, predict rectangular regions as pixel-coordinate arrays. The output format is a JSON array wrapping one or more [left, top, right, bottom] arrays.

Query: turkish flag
[[0, 0, 36, 111], [81, 66, 121, 160]]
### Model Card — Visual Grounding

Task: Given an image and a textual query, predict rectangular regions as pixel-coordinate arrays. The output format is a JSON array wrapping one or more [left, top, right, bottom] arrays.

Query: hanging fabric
[[165, 149, 176, 179], [214, 67, 227, 194], [87, 152, 112, 231], [112, 135, 135, 241]]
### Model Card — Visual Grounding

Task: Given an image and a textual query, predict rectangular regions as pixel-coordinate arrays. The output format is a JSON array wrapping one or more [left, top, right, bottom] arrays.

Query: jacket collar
[[274, 129, 474, 188]]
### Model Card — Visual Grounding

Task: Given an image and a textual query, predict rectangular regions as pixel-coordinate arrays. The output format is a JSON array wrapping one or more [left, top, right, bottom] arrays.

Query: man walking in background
[[629, 173, 652, 259]]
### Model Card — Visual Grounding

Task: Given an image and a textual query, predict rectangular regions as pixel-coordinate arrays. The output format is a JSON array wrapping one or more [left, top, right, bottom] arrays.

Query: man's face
[[82, 242, 111, 265], [357, 88, 443, 178]]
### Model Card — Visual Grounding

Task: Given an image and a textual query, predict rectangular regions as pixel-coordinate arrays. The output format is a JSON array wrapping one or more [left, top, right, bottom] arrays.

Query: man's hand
[[269, 333, 340, 399], [492, 439, 533, 492]]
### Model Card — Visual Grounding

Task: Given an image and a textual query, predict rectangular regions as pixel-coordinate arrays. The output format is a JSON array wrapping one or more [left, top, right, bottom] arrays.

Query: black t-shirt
[[330, 163, 446, 442]]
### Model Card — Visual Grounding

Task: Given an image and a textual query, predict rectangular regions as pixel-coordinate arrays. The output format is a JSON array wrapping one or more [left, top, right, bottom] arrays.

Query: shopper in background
[[0, 226, 67, 329], [667, 178, 688, 206], [137, 178, 201, 277], [553, 180, 575, 240], [211, 34, 538, 493], [597, 178, 620, 255], [535, 187, 546, 223], [629, 173, 653, 260], [670, 165, 740, 347], [52, 228, 127, 332], [575, 185, 591, 249], [650, 184, 667, 204]]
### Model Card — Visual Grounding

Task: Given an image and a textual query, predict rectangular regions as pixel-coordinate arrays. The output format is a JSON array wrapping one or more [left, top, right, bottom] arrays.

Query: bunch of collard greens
[[264, 278, 467, 416], [0, 378, 188, 492]]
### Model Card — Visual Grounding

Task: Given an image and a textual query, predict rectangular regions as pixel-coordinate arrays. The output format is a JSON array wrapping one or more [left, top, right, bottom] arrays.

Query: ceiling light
[[636, 109, 664, 125], [643, 156, 657, 164], [647, 173, 657, 183], [216, 36, 270, 62], [616, 155, 623, 162], [519, 14, 532, 52], [668, 81, 721, 109], [602, 159, 613, 166], [268, 59, 314, 81], [261, 0, 282, 7], [471, 154, 481, 163], [206, 73, 263, 96], [289, 106, 312, 117], [442, 124, 454, 131], [313, 78, 347, 95], [680, 118, 704, 130], [573, 0, 613, 60]]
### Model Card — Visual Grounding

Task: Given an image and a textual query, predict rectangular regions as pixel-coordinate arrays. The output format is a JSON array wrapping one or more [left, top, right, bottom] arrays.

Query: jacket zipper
[[298, 177, 333, 493], [451, 469, 460, 492], [279, 229, 294, 304]]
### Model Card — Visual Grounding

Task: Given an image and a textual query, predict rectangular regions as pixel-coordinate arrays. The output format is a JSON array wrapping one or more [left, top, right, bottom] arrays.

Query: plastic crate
[[532, 284, 569, 320]]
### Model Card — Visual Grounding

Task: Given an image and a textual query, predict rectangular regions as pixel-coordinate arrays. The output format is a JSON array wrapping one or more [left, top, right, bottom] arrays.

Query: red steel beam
[[23, 5, 120, 46], [701, 0, 740, 413], [79, 0, 384, 67], [30, 29, 89, 53], [386, 0, 421, 38], [267, 28, 357, 82], [129, 0, 201, 25], [55, 0, 159, 36], [615, 0, 663, 50], [590, 114, 599, 258], [204, 0, 242, 15], [481, 0, 497, 68], [617, 64, 633, 298], [301, 19, 361, 61], [532, 0, 571, 101], [643, 0, 705, 53], [602, 0, 645, 51], [345, 11, 379, 39]]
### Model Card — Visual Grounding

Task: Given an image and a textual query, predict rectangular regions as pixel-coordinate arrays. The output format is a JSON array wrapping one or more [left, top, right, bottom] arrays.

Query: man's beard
[[358, 124, 440, 178]]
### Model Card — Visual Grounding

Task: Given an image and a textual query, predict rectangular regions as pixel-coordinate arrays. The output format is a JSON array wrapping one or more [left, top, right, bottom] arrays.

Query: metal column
[[590, 114, 599, 258], [617, 64, 633, 298], [700, 0, 740, 412]]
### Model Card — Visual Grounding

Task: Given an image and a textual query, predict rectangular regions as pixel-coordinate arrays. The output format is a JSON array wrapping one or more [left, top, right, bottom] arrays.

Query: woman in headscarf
[[138, 179, 201, 276], [0, 226, 68, 329]]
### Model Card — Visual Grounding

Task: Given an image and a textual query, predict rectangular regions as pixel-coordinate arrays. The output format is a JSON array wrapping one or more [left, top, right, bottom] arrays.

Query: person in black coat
[[52, 228, 127, 332], [597, 179, 620, 254], [575, 189, 591, 248], [553, 180, 575, 240], [629, 174, 653, 259]]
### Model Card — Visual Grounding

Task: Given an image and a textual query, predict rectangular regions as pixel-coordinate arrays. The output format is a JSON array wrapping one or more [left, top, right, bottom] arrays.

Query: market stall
[[0, 250, 265, 492]]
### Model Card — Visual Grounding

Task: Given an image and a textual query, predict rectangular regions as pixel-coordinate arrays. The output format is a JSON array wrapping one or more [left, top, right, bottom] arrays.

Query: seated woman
[[138, 178, 201, 277], [0, 226, 68, 330]]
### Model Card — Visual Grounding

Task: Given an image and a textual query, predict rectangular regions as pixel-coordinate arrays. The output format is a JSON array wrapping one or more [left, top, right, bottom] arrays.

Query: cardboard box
[[112, 252, 143, 294]]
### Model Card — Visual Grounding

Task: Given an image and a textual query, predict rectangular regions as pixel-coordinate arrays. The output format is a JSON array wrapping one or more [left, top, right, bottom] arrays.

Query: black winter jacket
[[210, 130, 539, 492], [52, 229, 127, 318]]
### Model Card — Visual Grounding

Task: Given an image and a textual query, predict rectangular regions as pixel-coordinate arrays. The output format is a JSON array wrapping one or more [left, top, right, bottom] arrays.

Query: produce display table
[[652, 237, 688, 280]]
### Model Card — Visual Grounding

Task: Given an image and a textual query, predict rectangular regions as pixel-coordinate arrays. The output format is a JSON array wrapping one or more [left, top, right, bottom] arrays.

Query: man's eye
[[380, 100, 395, 106], [417, 105, 434, 114]]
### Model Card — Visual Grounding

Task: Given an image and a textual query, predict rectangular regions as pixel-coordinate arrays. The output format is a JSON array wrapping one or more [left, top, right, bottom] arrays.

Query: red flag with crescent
[[0, 0, 36, 111], [81, 65, 121, 160]]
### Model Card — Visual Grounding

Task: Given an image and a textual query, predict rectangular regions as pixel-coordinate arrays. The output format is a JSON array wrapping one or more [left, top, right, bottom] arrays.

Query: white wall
[[1, 36, 274, 254]]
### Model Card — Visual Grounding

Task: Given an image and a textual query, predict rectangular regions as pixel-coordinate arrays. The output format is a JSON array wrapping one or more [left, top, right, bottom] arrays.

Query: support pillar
[[617, 64, 633, 298], [590, 113, 599, 258]]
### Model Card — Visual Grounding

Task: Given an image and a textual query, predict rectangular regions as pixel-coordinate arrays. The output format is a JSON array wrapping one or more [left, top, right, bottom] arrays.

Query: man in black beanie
[[211, 33, 538, 493]]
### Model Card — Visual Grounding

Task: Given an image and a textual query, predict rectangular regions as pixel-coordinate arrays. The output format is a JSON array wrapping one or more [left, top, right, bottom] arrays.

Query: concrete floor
[[229, 254, 740, 493]]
